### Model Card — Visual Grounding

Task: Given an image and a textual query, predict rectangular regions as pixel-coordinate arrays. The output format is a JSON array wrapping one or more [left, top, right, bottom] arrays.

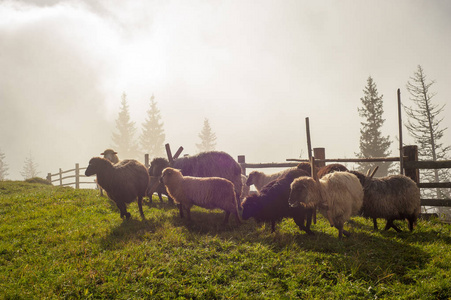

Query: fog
[[1, 0, 450, 180]]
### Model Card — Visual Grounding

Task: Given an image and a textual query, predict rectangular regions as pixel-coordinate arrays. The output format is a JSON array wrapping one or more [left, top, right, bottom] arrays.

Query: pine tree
[[355, 76, 393, 176], [196, 118, 217, 153], [140, 95, 166, 158], [112, 93, 140, 159], [21, 152, 39, 180], [0, 149, 9, 181], [404, 65, 450, 199]]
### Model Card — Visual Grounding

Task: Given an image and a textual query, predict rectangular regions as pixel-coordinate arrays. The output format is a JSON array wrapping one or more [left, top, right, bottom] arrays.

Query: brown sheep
[[160, 167, 241, 224], [97, 149, 120, 197], [85, 157, 149, 220]]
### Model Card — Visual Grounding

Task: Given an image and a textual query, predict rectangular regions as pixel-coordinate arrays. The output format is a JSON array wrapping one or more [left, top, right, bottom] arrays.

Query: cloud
[[0, 0, 450, 180]]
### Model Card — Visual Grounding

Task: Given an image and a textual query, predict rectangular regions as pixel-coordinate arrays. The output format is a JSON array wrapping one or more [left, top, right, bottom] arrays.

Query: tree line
[[111, 93, 217, 160], [0, 65, 449, 196]]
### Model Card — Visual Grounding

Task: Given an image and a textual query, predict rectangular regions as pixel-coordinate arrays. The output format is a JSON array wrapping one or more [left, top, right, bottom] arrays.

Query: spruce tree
[[404, 65, 450, 199], [112, 93, 140, 159], [140, 94, 166, 158], [355, 76, 393, 176], [0, 149, 9, 181], [21, 152, 39, 180], [196, 118, 217, 153]]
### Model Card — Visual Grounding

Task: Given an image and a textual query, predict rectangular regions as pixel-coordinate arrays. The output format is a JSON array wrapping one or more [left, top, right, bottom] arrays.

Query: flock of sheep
[[85, 149, 421, 239]]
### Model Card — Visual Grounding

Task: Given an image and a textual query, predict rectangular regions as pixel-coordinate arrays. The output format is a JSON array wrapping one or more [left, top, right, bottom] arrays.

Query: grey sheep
[[349, 171, 421, 232], [85, 157, 149, 220]]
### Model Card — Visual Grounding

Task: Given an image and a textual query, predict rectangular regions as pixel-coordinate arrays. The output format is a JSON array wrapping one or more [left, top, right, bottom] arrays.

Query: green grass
[[1, 181, 450, 299]]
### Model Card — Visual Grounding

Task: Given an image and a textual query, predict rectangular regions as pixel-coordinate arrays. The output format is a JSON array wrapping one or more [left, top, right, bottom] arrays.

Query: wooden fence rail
[[239, 145, 451, 208], [46, 163, 95, 189], [48, 145, 450, 208]]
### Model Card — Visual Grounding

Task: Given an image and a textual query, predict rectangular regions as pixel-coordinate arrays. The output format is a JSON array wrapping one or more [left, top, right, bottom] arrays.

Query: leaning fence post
[[238, 155, 246, 175], [403, 145, 419, 184], [59, 168, 63, 186], [75, 163, 80, 189]]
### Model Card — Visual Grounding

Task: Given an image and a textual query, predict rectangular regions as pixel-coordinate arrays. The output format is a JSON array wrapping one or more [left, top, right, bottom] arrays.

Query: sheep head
[[85, 157, 112, 176], [160, 167, 183, 185], [100, 149, 119, 164], [288, 177, 318, 209], [149, 157, 170, 177], [241, 194, 261, 220], [245, 171, 259, 186]]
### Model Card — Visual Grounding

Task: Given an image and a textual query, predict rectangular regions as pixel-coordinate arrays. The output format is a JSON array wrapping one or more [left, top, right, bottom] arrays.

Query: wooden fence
[[47, 145, 451, 207], [238, 145, 451, 208], [46, 164, 95, 189]]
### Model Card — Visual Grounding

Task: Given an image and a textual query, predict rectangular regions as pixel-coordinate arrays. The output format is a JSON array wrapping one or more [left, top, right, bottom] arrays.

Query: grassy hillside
[[1, 181, 450, 299]]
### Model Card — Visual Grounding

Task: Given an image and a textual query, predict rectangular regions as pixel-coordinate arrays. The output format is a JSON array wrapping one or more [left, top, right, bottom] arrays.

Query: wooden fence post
[[145, 154, 149, 168], [47, 173, 51, 183], [313, 148, 326, 168], [238, 155, 246, 175], [59, 168, 63, 186], [165, 144, 173, 163], [306, 117, 312, 159], [397, 88, 404, 174], [75, 163, 80, 189], [403, 145, 419, 184]]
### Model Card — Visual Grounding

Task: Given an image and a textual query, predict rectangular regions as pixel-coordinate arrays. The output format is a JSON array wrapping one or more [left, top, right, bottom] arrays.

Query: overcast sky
[[1, 0, 450, 180]]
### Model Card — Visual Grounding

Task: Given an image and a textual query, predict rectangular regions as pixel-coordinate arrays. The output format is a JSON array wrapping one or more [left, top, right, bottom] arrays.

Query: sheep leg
[[234, 211, 241, 224], [292, 209, 314, 235], [373, 218, 378, 230], [158, 192, 164, 202], [384, 219, 402, 232], [184, 206, 191, 221], [306, 209, 313, 229], [137, 196, 145, 219], [271, 220, 276, 233], [335, 224, 350, 239], [116, 201, 130, 220], [178, 204, 184, 218], [223, 212, 230, 224], [407, 215, 416, 231]]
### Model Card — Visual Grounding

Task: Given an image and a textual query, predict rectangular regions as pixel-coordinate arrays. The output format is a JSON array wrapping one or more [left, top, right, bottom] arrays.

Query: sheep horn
[[369, 166, 379, 178]]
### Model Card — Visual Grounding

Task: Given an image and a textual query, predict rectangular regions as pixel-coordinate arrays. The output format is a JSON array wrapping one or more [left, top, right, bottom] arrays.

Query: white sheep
[[240, 174, 250, 203], [160, 167, 241, 224], [246, 168, 294, 193], [289, 171, 364, 239]]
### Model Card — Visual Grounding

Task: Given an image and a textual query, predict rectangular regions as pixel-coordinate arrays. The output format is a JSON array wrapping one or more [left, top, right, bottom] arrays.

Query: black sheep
[[241, 169, 314, 235]]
